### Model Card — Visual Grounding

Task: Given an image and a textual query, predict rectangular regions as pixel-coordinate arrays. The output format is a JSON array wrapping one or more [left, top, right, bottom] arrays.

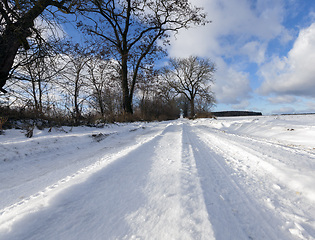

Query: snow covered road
[[1, 116, 315, 239]]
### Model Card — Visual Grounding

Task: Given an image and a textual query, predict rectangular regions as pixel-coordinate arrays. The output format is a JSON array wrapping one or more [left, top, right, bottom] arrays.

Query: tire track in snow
[[192, 124, 315, 240], [123, 121, 214, 239], [0, 124, 159, 210], [0, 122, 174, 233], [197, 123, 315, 160], [184, 123, 287, 240], [195, 125, 315, 201], [0, 121, 213, 239], [179, 126, 216, 239], [122, 122, 185, 239]]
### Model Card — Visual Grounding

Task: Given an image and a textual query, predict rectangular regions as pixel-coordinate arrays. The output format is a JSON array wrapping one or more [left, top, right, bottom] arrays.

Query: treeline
[[212, 111, 262, 117], [1, 47, 216, 125], [0, 51, 180, 124], [0, 1, 216, 125]]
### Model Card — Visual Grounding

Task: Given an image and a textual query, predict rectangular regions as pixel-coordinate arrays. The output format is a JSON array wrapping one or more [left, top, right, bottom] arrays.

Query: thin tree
[[86, 57, 121, 119], [162, 56, 216, 118], [78, 0, 208, 114], [60, 52, 91, 122], [10, 35, 62, 115]]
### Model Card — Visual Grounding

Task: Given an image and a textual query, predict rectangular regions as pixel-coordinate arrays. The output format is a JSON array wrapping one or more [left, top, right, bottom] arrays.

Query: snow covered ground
[[0, 115, 315, 240]]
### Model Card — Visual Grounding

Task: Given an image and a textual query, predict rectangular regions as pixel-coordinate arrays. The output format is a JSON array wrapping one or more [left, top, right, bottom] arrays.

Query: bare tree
[[0, 0, 79, 93], [9, 35, 62, 115], [57, 48, 90, 122], [134, 68, 180, 120], [78, 0, 208, 114], [86, 57, 122, 119], [162, 56, 216, 118]]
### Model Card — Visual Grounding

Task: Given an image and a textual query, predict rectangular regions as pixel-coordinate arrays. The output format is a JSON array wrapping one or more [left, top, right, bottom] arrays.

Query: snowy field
[[0, 115, 315, 240]]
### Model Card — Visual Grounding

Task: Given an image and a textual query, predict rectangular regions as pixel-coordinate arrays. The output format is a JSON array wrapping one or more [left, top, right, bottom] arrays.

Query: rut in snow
[[1, 117, 315, 240]]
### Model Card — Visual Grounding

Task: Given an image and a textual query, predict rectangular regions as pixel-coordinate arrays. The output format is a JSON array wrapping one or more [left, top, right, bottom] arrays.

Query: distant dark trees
[[212, 111, 262, 117]]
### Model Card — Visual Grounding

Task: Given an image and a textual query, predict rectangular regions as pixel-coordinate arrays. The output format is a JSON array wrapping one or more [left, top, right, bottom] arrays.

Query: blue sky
[[167, 0, 315, 115]]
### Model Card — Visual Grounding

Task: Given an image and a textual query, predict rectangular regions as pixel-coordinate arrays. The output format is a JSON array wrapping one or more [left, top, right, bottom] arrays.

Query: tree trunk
[[31, 77, 39, 112], [38, 79, 43, 113], [74, 72, 81, 122], [0, 32, 23, 93], [121, 54, 133, 114], [98, 90, 105, 118], [190, 98, 195, 118], [0, 0, 64, 93]]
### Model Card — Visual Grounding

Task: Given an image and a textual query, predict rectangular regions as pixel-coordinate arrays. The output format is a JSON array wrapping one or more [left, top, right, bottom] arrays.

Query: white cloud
[[302, 101, 315, 113], [169, 0, 291, 59], [213, 59, 252, 104], [271, 107, 295, 115], [258, 22, 315, 97], [267, 95, 297, 104], [231, 100, 250, 110], [307, 101, 315, 109], [34, 18, 65, 40], [241, 41, 267, 65], [166, 0, 292, 106]]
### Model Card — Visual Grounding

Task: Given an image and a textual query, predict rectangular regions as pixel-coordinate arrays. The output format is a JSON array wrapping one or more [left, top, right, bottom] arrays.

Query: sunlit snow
[[1, 115, 315, 239]]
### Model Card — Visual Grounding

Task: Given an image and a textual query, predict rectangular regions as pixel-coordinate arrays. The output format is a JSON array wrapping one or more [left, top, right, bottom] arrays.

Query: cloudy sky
[[167, 0, 315, 115]]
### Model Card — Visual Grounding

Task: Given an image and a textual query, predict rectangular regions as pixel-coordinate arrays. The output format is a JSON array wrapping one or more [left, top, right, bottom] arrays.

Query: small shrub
[[25, 125, 35, 138], [194, 112, 216, 119], [114, 113, 142, 123], [91, 133, 113, 142], [0, 117, 8, 134]]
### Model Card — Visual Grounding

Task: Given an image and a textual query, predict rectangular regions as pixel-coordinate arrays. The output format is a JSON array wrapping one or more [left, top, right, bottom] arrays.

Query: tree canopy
[[162, 56, 216, 117], [77, 0, 208, 114], [0, 0, 79, 93]]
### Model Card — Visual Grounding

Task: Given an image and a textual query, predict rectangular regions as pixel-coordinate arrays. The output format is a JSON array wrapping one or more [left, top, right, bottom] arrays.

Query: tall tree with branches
[[162, 56, 216, 118], [78, 0, 208, 114]]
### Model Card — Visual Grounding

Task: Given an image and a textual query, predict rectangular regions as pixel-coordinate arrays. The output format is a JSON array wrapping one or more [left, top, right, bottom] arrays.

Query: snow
[[0, 115, 315, 239]]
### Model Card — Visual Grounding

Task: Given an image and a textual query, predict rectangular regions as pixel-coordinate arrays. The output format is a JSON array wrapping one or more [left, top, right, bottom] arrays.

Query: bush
[[194, 112, 216, 119], [0, 104, 180, 131]]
